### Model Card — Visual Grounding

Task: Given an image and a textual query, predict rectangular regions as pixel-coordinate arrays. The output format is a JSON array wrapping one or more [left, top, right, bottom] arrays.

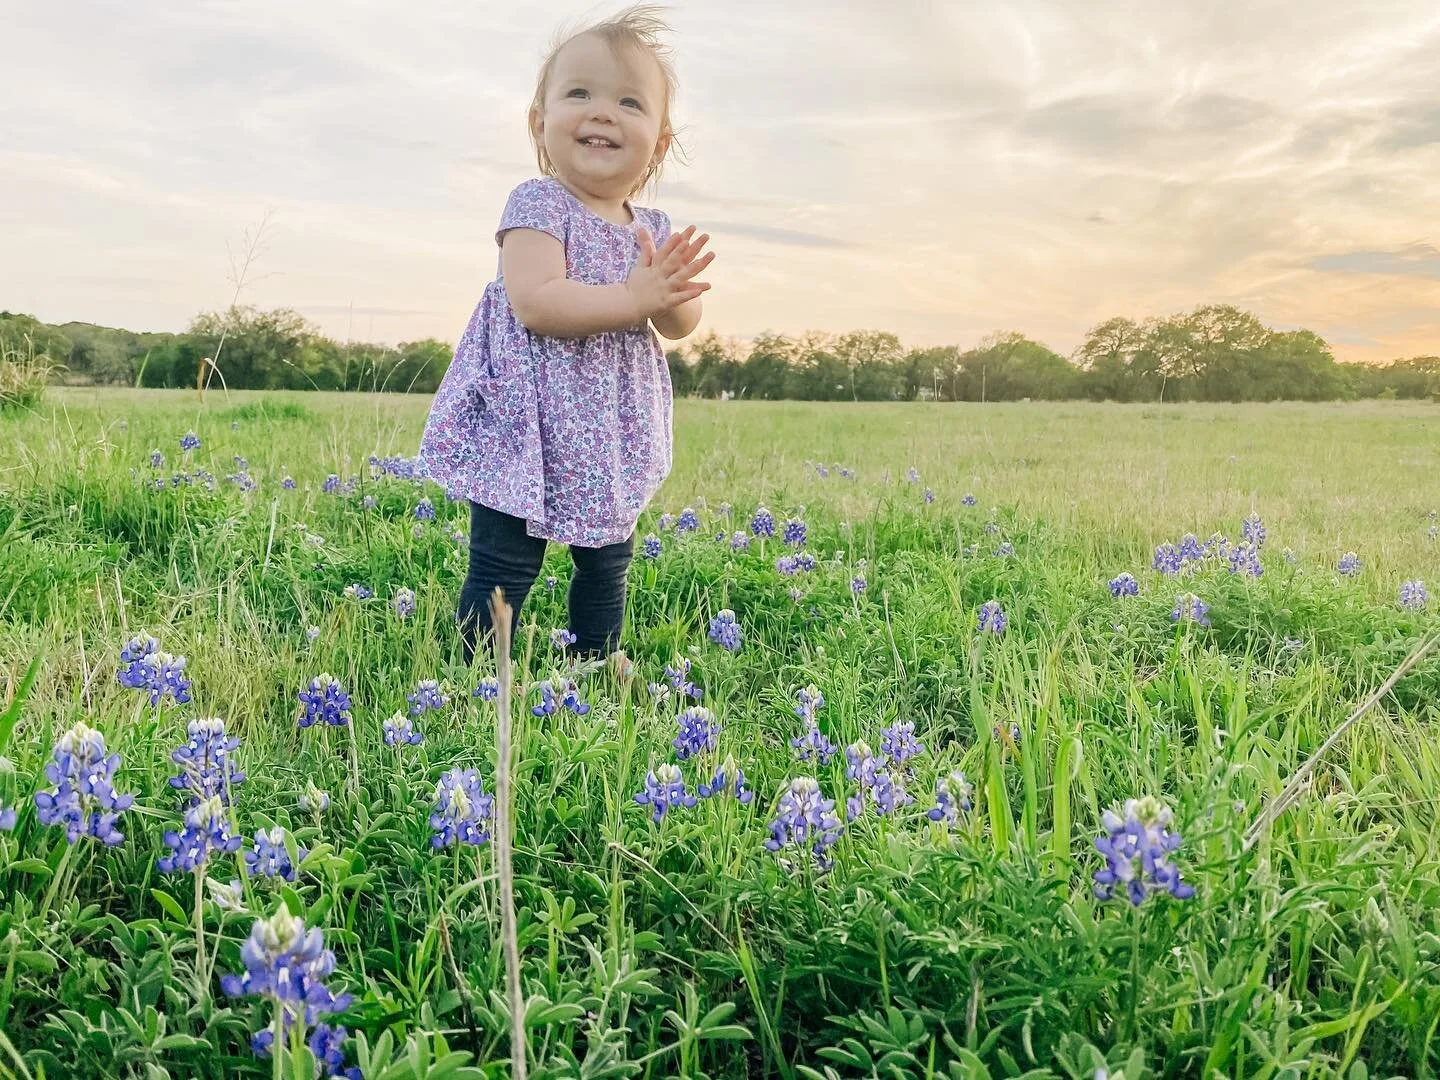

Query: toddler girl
[[419, 5, 713, 665]]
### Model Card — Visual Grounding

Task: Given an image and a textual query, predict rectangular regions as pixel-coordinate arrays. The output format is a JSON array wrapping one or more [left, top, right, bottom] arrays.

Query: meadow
[[0, 388, 1437, 1079]]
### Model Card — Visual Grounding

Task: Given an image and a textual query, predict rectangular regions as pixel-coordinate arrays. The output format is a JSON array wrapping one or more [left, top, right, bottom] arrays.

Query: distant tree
[[956, 332, 1079, 400], [737, 332, 794, 400], [665, 349, 695, 396]]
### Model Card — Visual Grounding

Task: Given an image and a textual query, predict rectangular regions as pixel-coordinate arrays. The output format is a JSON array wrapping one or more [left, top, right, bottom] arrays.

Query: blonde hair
[[528, 4, 683, 197]]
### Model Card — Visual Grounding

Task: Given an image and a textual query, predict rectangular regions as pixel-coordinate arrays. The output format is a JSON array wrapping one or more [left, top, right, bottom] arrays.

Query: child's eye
[[567, 88, 588, 99], [620, 97, 643, 109]]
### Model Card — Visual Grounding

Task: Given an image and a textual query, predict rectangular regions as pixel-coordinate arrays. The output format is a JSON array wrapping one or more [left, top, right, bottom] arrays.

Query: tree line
[[2, 304, 1436, 402]]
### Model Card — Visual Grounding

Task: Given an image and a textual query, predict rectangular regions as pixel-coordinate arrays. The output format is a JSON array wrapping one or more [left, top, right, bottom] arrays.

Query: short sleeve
[[495, 179, 569, 247], [643, 207, 672, 245]]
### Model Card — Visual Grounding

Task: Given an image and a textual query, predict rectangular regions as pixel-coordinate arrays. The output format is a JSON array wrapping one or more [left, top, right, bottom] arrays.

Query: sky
[[3, 0, 1439, 364]]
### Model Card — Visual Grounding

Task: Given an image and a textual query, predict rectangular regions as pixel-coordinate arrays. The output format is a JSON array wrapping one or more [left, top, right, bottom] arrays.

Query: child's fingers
[[635, 227, 655, 265], [658, 226, 697, 272], [673, 251, 715, 282]]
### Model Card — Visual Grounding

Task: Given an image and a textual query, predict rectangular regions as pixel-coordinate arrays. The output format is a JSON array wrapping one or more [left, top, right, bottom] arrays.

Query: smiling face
[[531, 33, 670, 207]]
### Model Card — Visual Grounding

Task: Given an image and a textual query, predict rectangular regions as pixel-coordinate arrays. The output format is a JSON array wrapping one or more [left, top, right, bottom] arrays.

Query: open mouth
[[578, 136, 621, 149]]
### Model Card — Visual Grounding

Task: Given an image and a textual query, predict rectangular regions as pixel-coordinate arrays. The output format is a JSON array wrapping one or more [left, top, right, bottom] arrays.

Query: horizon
[[3, 1, 1439, 363]]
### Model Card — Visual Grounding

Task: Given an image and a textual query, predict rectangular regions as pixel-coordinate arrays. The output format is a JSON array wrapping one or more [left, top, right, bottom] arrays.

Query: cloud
[[2, 0, 1440, 362], [1308, 244, 1440, 279]]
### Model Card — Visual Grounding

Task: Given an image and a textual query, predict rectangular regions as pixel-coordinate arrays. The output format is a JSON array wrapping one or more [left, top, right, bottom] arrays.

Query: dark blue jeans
[[458, 502, 634, 664]]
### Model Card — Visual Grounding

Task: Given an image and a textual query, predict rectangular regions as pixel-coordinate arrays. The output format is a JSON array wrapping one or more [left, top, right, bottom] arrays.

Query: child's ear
[[650, 130, 672, 166], [528, 106, 545, 143]]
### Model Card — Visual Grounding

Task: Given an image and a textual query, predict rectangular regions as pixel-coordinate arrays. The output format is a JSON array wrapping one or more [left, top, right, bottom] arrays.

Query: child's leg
[[567, 531, 635, 657], [458, 502, 546, 664]]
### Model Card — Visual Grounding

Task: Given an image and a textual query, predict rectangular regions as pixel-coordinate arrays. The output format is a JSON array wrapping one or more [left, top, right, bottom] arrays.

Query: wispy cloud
[[1, 0, 1438, 361]]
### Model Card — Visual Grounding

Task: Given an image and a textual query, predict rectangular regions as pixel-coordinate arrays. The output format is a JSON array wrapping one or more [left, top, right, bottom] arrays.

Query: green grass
[[0, 388, 1437, 1078]]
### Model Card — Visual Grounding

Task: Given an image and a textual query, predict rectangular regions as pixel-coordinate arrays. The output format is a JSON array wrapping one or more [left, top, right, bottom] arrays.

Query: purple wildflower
[[697, 755, 754, 802], [414, 497, 436, 521], [750, 506, 776, 538], [1093, 796, 1195, 905], [765, 777, 844, 872], [158, 795, 242, 874], [550, 628, 577, 650], [430, 768, 493, 847], [1108, 572, 1139, 597], [977, 600, 1007, 635], [641, 535, 662, 559], [673, 706, 721, 760], [1338, 552, 1361, 575], [298, 674, 353, 728], [221, 907, 352, 1045], [33, 722, 135, 846], [708, 609, 743, 651], [676, 507, 700, 533], [1400, 579, 1429, 611], [1170, 592, 1211, 627], [634, 763, 696, 822], [392, 587, 416, 619], [927, 770, 974, 826], [472, 677, 499, 702], [782, 518, 807, 547], [168, 716, 245, 803], [730, 531, 750, 552], [245, 827, 306, 880]]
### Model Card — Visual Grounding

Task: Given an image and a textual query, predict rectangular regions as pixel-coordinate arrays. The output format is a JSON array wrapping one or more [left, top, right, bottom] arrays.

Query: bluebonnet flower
[[880, 720, 925, 772], [783, 518, 807, 548], [1400, 580, 1429, 610], [120, 632, 159, 665], [361, 495, 376, 510], [383, 712, 423, 748], [298, 781, 330, 815], [658, 513, 676, 531], [1241, 514, 1266, 549], [550, 628, 577, 650], [227, 470, 258, 493], [795, 552, 817, 572], [221, 907, 352, 1047], [414, 497, 436, 521], [117, 642, 192, 707], [641, 535, 662, 559], [1203, 532, 1230, 560], [233, 455, 249, 470], [984, 521, 1000, 536], [977, 600, 1007, 635], [306, 625, 320, 642], [169, 716, 245, 803], [404, 680, 447, 718], [676, 507, 700, 533], [343, 583, 372, 600], [788, 586, 805, 603], [1178, 533, 1204, 562], [322, 474, 341, 494], [158, 795, 242, 874], [850, 575, 867, 595], [245, 827, 306, 880], [697, 755, 754, 802], [430, 768, 494, 848], [1338, 552, 1362, 575], [843, 741, 882, 820], [927, 770, 974, 826], [150, 449, 164, 469], [1108, 572, 1139, 597], [0, 802, 15, 831], [34, 722, 135, 846], [815, 463, 829, 478], [472, 677, 499, 702], [634, 763, 696, 822], [962, 493, 976, 506], [282, 475, 296, 490], [303, 1023, 361, 1080], [180, 431, 201, 452], [924, 488, 934, 504], [995, 542, 1014, 558], [1429, 525, 1438, 541], [750, 506, 776, 537], [794, 684, 824, 723], [206, 877, 245, 913], [673, 706, 721, 760], [708, 609, 743, 651], [730, 531, 750, 552], [765, 777, 844, 872], [776, 555, 800, 576], [868, 771, 913, 816], [1093, 796, 1195, 905], [1227, 543, 1262, 577], [545, 574, 559, 590], [1170, 592, 1211, 627], [664, 657, 703, 700], [1282, 547, 1296, 564], [531, 679, 590, 717], [298, 674, 353, 728], [392, 587, 416, 619], [1152, 544, 1182, 575], [905, 467, 920, 484]]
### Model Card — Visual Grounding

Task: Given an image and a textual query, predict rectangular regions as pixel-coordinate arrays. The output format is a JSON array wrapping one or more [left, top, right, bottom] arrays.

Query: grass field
[[0, 388, 1437, 1078]]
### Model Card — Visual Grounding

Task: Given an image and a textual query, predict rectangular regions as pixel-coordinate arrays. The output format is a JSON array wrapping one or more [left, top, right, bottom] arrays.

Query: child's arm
[[651, 297, 702, 341], [502, 226, 712, 340]]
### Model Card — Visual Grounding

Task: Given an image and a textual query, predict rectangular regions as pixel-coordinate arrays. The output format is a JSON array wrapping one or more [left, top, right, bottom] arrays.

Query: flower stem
[[193, 870, 207, 1000]]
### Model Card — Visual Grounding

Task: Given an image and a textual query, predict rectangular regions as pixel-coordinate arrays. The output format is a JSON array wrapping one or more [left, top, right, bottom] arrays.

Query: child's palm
[[628, 225, 714, 320]]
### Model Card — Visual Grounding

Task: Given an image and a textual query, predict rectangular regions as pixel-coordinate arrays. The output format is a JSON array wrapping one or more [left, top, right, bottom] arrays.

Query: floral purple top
[[418, 177, 674, 547]]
